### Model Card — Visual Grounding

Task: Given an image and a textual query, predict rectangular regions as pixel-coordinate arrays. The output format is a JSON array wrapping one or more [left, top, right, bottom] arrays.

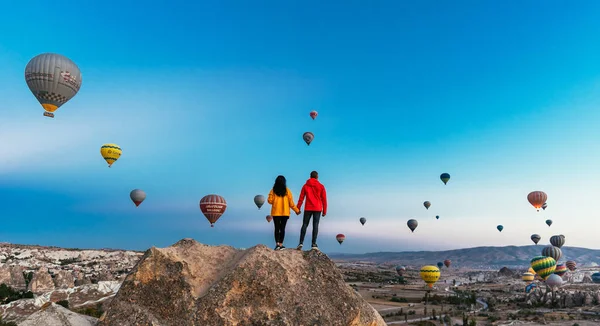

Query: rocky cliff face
[[98, 238, 386, 326], [19, 302, 98, 326]]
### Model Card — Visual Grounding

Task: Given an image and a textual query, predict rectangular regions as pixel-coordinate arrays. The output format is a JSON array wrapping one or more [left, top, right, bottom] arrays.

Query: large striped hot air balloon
[[550, 235, 565, 248], [522, 272, 535, 283], [592, 272, 600, 284], [566, 260, 577, 271], [554, 263, 568, 277], [530, 256, 557, 280], [527, 191, 547, 211], [542, 245, 562, 262], [25, 53, 82, 118], [199, 194, 227, 227], [420, 265, 441, 288], [100, 144, 122, 167]]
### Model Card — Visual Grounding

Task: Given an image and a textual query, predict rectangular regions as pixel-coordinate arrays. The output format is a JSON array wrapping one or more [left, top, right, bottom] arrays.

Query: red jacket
[[297, 178, 327, 215]]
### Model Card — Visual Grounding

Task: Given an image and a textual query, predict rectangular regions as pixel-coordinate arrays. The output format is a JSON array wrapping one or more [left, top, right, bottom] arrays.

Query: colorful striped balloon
[[542, 245, 562, 262], [554, 263, 568, 277], [566, 260, 577, 271], [527, 191, 547, 211], [530, 256, 556, 280], [522, 272, 535, 282]]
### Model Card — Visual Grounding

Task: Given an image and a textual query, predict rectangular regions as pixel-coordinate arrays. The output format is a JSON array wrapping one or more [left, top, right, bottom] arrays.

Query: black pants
[[273, 216, 289, 243], [299, 211, 321, 245]]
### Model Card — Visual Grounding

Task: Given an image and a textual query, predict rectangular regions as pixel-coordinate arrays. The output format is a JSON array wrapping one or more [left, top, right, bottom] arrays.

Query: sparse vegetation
[[0, 284, 34, 304], [56, 300, 69, 308]]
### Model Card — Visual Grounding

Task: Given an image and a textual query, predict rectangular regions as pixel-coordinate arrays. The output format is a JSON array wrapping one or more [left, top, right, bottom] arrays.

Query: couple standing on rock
[[267, 171, 328, 251]]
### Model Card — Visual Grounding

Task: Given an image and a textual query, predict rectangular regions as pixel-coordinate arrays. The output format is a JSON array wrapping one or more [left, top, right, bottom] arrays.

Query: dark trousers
[[273, 216, 289, 243], [299, 211, 321, 245]]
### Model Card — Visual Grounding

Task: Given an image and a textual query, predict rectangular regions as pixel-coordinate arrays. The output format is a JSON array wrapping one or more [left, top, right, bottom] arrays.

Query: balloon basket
[[43, 112, 54, 118]]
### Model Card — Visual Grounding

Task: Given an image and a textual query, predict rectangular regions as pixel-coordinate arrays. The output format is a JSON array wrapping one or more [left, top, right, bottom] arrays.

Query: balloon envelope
[[531, 234, 541, 245], [100, 144, 122, 167], [497, 225, 503, 232], [542, 245, 562, 262], [440, 173, 450, 185], [303, 132, 314, 145], [420, 265, 441, 288], [130, 189, 146, 207], [25, 53, 82, 118], [444, 259, 451, 268], [566, 260, 577, 271], [423, 201, 431, 209], [545, 274, 563, 288], [199, 194, 227, 227], [592, 272, 600, 284], [546, 219, 553, 227], [336, 234, 345, 244], [542, 202, 548, 210], [522, 272, 535, 282], [359, 217, 366, 225], [407, 219, 418, 232], [554, 264, 568, 277], [266, 215, 273, 223], [437, 262, 444, 269], [435, 215, 439, 220], [530, 256, 557, 280], [550, 235, 565, 248], [527, 191, 548, 211], [310, 110, 318, 120], [254, 195, 265, 209]]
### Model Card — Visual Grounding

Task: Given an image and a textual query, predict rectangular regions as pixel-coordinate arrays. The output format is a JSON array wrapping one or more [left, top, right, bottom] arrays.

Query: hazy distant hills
[[329, 245, 600, 269]]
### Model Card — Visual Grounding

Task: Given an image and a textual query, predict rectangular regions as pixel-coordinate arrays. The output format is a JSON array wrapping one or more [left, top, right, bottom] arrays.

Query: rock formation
[[53, 270, 75, 289], [27, 269, 55, 294], [98, 239, 386, 326], [0, 266, 26, 290], [19, 302, 97, 326]]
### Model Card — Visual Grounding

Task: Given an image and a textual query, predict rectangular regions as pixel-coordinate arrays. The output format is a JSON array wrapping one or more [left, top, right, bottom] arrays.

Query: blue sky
[[1, 0, 600, 254]]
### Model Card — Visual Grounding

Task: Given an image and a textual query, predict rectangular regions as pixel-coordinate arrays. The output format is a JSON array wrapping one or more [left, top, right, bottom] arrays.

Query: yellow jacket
[[268, 188, 300, 216]]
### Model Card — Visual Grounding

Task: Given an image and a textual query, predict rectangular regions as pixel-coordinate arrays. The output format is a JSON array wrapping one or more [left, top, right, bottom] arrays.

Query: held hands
[[296, 210, 301, 215]]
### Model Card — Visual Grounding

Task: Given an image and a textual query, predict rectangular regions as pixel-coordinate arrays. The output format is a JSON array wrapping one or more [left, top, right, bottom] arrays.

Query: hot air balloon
[[592, 272, 600, 284], [525, 282, 537, 293], [100, 144, 122, 167], [266, 215, 273, 223], [435, 215, 440, 220], [437, 262, 444, 269], [522, 272, 535, 283], [440, 173, 450, 185], [25, 53, 82, 118], [420, 265, 441, 288], [423, 201, 431, 210], [546, 274, 563, 289], [541, 245, 562, 262], [129, 189, 146, 207], [199, 194, 227, 227], [550, 235, 565, 248], [254, 195, 265, 209], [531, 234, 541, 245], [303, 132, 314, 145], [554, 264, 568, 277], [542, 202, 548, 210], [530, 256, 557, 280], [527, 191, 547, 211], [310, 110, 318, 120], [336, 234, 345, 244], [497, 225, 503, 232], [407, 219, 418, 232], [359, 217, 366, 226], [546, 219, 552, 227], [528, 267, 536, 275], [396, 265, 406, 276], [444, 259, 451, 268], [566, 260, 577, 271]]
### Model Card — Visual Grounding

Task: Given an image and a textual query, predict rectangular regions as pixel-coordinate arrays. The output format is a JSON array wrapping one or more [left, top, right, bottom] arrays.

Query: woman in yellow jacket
[[268, 175, 300, 250]]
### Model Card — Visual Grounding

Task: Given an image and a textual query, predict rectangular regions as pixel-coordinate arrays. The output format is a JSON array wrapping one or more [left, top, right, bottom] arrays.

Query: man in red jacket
[[296, 171, 328, 250]]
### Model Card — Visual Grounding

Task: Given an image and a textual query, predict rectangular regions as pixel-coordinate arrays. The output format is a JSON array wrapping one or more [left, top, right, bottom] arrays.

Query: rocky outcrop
[[0, 266, 26, 290], [99, 239, 386, 326], [27, 269, 55, 294], [53, 270, 75, 289], [19, 302, 97, 326]]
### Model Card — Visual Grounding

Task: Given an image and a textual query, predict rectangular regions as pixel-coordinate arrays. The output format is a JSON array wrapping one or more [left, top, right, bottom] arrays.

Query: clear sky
[[1, 0, 600, 254]]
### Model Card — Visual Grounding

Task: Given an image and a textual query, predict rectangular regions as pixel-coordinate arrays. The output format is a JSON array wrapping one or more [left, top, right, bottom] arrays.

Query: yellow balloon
[[100, 143, 122, 167], [420, 265, 440, 288], [528, 267, 536, 275], [522, 272, 535, 282]]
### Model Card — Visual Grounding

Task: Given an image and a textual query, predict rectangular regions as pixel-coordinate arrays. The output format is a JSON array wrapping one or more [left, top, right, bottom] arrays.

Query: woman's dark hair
[[273, 175, 287, 197]]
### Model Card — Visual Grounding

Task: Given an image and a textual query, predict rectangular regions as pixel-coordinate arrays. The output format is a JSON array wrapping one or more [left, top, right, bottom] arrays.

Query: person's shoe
[[311, 243, 319, 250], [279, 246, 286, 250], [296, 244, 303, 250], [274, 245, 281, 251]]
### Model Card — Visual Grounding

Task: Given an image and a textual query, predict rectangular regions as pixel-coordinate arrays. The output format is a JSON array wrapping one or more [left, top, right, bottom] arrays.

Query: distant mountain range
[[329, 245, 600, 269]]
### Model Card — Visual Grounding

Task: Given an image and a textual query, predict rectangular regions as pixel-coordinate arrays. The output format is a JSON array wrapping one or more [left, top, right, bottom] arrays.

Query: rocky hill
[[330, 245, 600, 269], [98, 238, 386, 326]]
